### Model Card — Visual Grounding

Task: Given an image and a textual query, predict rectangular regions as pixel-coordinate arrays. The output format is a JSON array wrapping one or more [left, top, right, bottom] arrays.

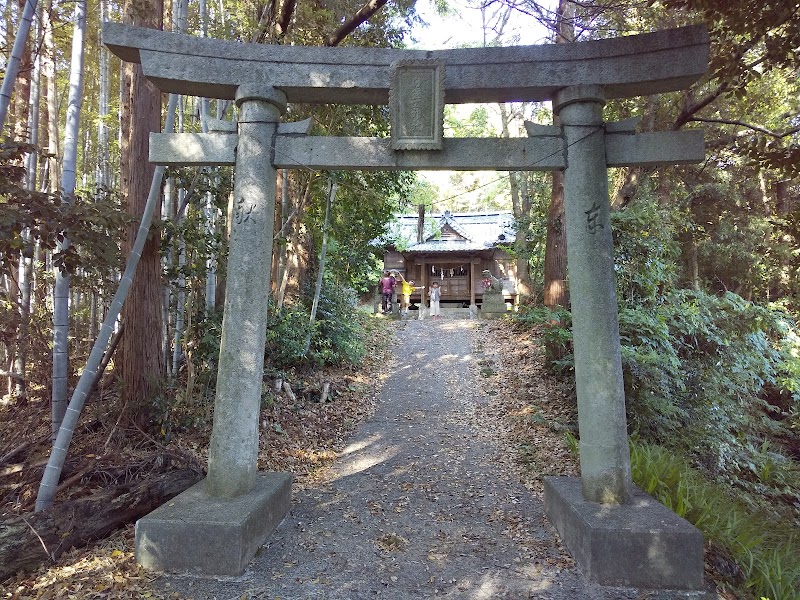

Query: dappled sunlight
[[340, 433, 382, 456], [429, 567, 557, 598], [328, 433, 398, 481], [330, 447, 398, 479], [434, 353, 462, 364]]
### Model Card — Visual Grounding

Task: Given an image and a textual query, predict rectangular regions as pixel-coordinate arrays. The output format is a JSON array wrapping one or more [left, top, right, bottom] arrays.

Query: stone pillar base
[[135, 472, 291, 576], [544, 476, 704, 591]]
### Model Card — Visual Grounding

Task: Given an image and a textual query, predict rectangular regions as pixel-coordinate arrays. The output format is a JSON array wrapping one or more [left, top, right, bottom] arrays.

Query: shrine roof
[[402, 240, 491, 253], [384, 210, 515, 253]]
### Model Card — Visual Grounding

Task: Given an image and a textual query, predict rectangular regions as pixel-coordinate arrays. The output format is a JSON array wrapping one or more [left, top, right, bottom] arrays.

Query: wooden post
[[420, 259, 427, 315], [469, 260, 477, 310]]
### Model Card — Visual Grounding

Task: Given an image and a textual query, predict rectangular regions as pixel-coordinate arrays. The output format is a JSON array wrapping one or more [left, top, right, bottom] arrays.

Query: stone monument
[[104, 22, 709, 588], [480, 269, 507, 318]]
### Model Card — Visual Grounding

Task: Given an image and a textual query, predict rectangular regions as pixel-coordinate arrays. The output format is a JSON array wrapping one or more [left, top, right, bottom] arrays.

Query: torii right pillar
[[543, 85, 705, 592], [559, 85, 632, 504]]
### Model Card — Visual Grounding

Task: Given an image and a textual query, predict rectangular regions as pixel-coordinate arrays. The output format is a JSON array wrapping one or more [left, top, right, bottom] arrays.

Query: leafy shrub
[[654, 291, 794, 478], [304, 278, 366, 366], [265, 301, 316, 368], [631, 441, 799, 600], [514, 288, 800, 515], [618, 305, 688, 442], [513, 304, 573, 372], [263, 279, 367, 369]]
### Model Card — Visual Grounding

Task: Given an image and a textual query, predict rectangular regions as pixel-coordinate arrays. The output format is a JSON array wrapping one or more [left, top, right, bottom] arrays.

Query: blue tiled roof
[[385, 210, 515, 252], [406, 240, 489, 252]]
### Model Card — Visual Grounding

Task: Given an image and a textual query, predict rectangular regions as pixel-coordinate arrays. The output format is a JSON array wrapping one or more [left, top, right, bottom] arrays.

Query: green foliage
[[302, 277, 367, 366], [612, 197, 681, 305], [662, 0, 800, 83], [265, 302, 316, 368], [604, 194, 799, 496], [631, 441, 800, 600], [618, 306, 688, 439], [0, 142, 131, 276], [190, 308, 225, 389], [445, 105, 495, 137], [513, 190, 800, 509], [564, 431, 579, 457], [513, 304, 573, 372], [621, 290, 799, 486], [264, 279, 367, 369], [678, 181, 786, 300]]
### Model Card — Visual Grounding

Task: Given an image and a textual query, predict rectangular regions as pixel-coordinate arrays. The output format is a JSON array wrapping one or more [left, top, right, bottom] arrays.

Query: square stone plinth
[[135, 472, 292, 576], [544, 476, 704, 590]]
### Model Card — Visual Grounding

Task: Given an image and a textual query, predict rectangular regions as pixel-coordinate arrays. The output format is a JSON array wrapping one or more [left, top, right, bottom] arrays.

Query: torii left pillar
[[134, 85, 292, 576]]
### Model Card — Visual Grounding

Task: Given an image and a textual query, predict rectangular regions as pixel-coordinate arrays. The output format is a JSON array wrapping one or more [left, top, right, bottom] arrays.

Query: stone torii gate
[[104, 22, 709, 589]]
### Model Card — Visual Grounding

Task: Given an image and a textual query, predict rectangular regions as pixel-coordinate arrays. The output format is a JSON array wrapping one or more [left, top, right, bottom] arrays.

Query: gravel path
[[157, 319, 662, 599]]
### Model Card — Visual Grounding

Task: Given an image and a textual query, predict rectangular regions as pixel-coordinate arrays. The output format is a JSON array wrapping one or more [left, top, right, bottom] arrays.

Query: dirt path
[[157, 319, 646, 599]]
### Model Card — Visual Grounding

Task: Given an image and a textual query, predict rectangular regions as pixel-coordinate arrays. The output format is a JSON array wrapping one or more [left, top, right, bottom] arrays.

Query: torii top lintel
[[102, 22, 708, 105]]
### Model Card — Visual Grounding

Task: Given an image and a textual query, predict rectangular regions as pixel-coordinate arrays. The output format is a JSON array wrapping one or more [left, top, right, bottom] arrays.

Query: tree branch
[[688, 117, 800, 139], [275, 0, 296, 38], [673, 83, 729, 130], [251, 1, 276, 44], [324, 0, 388, 47]]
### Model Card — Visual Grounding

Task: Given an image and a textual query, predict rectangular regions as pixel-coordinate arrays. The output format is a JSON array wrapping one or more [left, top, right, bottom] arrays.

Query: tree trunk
[[119, 0, 165, 428], [279, 178, 311, 305], [1, 468, 202, 582], [0, 0, 36, 134], [13, 5, 41, 400], [274, 169, 289, 306], [542, 0, 574, 312], [304, 178, 336, 355], [516, 173, 533, 298], [51, 0, 86, 437], [41, 0, 59, 194], [543, 168, 568, 308], [11, 0, 33, 140], [97, 0, 111, 189]]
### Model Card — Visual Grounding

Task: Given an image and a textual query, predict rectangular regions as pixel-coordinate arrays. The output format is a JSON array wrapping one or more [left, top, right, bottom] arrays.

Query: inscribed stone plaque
[[390, 60, 445, 150]]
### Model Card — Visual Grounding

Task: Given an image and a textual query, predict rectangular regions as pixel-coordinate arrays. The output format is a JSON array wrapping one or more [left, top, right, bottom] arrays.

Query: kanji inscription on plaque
[[390, 59, 445, 150]]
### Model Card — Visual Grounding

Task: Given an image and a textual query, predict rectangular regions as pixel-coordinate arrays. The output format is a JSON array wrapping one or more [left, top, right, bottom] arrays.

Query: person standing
[[397, 273, 422, 314], [428, 281, 441, 319], [380, 271, 395, 313]]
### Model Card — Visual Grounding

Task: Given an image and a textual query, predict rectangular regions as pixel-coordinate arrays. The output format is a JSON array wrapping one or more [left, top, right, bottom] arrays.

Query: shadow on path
[[158, 320, 645, 599]]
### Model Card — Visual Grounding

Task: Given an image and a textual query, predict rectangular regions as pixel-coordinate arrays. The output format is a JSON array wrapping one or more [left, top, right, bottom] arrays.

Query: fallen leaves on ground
[[0, 320, 394, 599], [467, 320, 580, 496], [1, 317, 586, 599]]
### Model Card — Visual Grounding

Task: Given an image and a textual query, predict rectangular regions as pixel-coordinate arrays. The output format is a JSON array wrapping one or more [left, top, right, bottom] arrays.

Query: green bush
[[614, 288, 800, 494], [304, 278, 367, 366], [513, 304, 574, 372], [265, 302, 316, 368], [631, 441, 799, 600], [263, 279, 368, 369]]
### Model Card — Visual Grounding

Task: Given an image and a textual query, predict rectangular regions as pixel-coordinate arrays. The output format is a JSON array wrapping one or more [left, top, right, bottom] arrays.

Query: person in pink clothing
[[380, 271, 395, 313]]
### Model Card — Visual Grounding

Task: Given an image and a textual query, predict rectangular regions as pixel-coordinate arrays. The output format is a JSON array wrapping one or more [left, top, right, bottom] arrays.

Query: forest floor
[[1, 317, 731, 599]]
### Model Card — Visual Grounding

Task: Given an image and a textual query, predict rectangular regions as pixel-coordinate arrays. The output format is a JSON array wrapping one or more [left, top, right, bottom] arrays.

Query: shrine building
[[382, 210, 518, 309]]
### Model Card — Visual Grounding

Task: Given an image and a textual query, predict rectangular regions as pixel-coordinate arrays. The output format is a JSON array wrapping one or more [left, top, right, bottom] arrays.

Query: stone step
[[400, 307, 475, 320]]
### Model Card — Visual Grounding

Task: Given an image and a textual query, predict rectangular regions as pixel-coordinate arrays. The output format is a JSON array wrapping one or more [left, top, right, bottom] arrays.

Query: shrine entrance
[[105, 22, 710, 589]]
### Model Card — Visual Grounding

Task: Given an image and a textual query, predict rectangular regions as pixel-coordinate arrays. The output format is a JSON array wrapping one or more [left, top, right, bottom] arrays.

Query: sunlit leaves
[[0, 141, 131, 276]]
